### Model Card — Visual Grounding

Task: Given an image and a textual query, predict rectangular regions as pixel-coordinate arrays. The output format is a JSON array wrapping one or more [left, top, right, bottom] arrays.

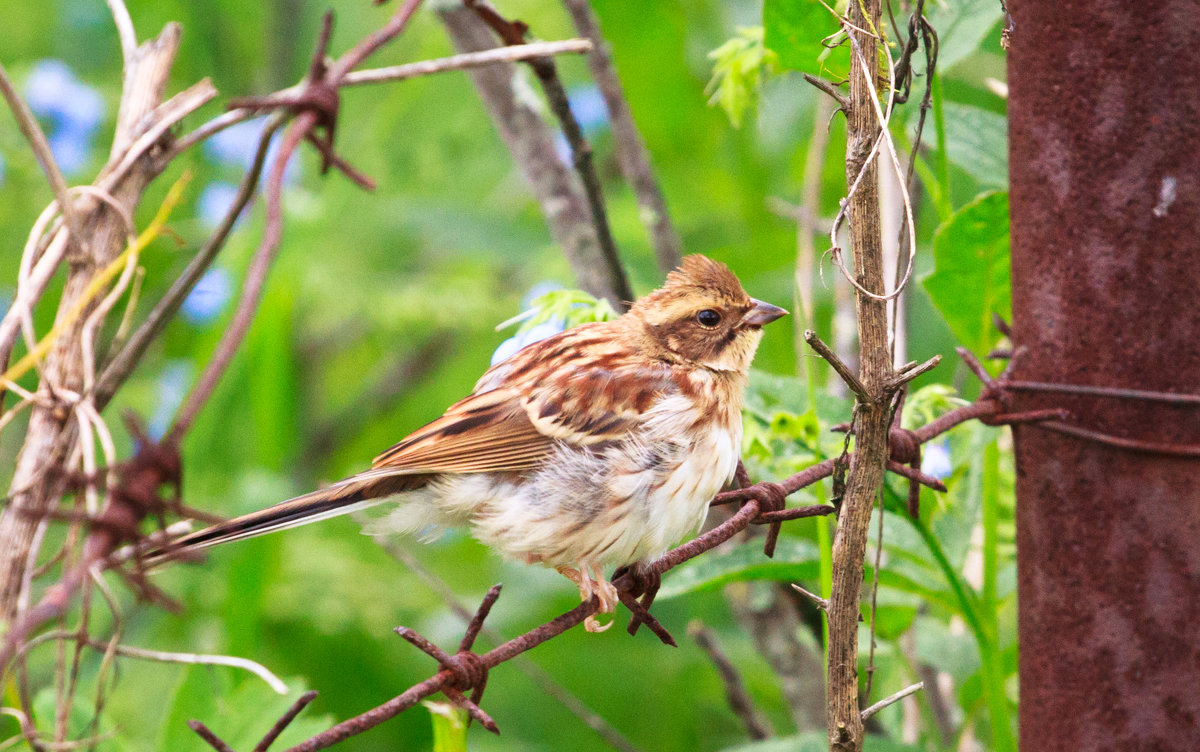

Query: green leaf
[[425, 701, 468, 752], [912, 614, 983, 684], [924, 0, 1004, 71], [706, 27, 778, 128], [922, 191, 1011, 353], [763, 0, 847, 75], [499, 288, 618, 333], [870, 565, 961, 614], [915, 102, 1008, 188], [902, 384, 968, 430], [33, 685, 101, 740], [659, 539, 820, 599], [743, 369, 851, 426], [159, 669, 328, 752]]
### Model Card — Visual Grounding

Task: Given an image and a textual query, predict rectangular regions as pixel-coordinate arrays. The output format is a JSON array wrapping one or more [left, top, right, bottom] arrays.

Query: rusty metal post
[[1007, 2, 1200, 749]]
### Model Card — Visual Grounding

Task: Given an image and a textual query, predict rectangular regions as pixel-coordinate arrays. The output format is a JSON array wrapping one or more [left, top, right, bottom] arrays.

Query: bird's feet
[[557, 564, 618, 633]]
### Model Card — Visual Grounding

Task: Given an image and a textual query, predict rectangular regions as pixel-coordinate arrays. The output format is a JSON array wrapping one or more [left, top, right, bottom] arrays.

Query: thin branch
[[805, 329, 869, 399], [165, 114, 308, 443], [104, 0, 137, 68], [100, 642, 289, 695], [803, 73, 849, 109], [790, 583, 830, 612], [343, 39, 593, 85], [95, 114, 283, 407], [439, 7, 628, 307], [171, 40, 594, 162], [464, 1, 633, 305], [0, 62, 87, 253], [562, 0, 683, 272], [860, 681, 923, 721], [887, 353, 941, 389], [688, 623, 772, 740], [169, 107, 264, 161]]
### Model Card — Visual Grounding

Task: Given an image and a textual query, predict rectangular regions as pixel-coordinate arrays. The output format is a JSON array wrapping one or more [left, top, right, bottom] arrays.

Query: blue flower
[[490, 335, 524, 366], [24, 60, 104, 176], [149, 360, 193, 439], [553, 132, 572, 166], [181, 267, 233, 324], [197, 181, 243, 229], [47, 127, 92, 174], [25, 60, 103, 131], [204, 117, 298, 183], [490, 317, 566, 365], [567, 85, 608, 134], [522, 319, 565, 346], [921, 440, 953, 481], [204, 118, 267, 168]]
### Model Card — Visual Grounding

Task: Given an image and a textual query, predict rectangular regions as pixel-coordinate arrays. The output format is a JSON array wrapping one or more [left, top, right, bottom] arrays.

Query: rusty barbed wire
[[184, 343, 1076, 750]]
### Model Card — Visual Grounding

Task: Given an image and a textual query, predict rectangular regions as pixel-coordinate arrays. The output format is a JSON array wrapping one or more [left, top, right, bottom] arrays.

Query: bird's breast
[[648, 422, 740, 548]]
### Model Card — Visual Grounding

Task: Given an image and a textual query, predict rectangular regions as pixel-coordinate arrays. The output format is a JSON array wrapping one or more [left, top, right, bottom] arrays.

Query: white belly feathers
[[365, 392, 742, 570]]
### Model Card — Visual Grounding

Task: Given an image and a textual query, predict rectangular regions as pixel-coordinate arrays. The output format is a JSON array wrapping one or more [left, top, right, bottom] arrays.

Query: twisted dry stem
[[0, 24, 188, 622]]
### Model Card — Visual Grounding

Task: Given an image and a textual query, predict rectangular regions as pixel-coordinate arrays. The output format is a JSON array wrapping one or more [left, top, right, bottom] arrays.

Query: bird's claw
[[559, 563, 617, 632]]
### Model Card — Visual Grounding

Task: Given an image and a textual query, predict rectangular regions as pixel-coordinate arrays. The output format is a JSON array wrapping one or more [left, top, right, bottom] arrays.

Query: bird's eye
[[696, 309, 722, 327]]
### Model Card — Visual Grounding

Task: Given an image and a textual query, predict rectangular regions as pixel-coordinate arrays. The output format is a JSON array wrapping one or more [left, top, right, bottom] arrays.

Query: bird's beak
[[743, 299, 789, 327]]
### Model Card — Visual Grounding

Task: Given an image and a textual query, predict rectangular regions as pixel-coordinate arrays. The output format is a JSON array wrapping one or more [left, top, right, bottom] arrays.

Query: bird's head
[[626, 255, 788, 373]]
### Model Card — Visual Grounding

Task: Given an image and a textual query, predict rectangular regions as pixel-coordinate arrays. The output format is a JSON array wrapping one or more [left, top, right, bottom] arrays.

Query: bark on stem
[[825, 1, 892, 750]]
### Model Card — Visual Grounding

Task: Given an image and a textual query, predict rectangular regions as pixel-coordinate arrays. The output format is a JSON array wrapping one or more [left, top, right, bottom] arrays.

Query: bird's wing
[[521, 362, 683, 445], [371, 386, 553, 473], [372, 333, 682, 472]]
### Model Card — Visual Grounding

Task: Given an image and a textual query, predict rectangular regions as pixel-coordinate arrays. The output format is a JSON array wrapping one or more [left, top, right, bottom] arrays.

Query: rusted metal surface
[[1008, 2, 1200, 749]]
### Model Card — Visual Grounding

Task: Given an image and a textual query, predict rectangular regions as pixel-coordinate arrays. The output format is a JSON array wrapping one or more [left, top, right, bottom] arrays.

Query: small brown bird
[[164, 255, 786, 631]]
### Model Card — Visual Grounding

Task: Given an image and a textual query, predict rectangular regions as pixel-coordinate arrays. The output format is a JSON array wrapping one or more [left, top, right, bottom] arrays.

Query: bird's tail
[[148, 468, 426, 566]]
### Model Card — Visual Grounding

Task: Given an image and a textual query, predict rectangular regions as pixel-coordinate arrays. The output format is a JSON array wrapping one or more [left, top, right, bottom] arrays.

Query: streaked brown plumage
[[161, 255, 787, 631]]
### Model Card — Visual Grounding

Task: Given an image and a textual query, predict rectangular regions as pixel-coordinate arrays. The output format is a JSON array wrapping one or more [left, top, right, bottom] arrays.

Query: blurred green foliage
[[0, 0, 1014, 750]]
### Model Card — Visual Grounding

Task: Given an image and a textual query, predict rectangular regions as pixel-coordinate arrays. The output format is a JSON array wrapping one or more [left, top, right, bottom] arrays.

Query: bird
[[158, 255, 787, 631]]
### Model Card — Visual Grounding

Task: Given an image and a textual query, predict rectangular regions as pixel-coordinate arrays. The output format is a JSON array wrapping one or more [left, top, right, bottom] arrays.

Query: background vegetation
[[0, 1, 1015, 749]]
